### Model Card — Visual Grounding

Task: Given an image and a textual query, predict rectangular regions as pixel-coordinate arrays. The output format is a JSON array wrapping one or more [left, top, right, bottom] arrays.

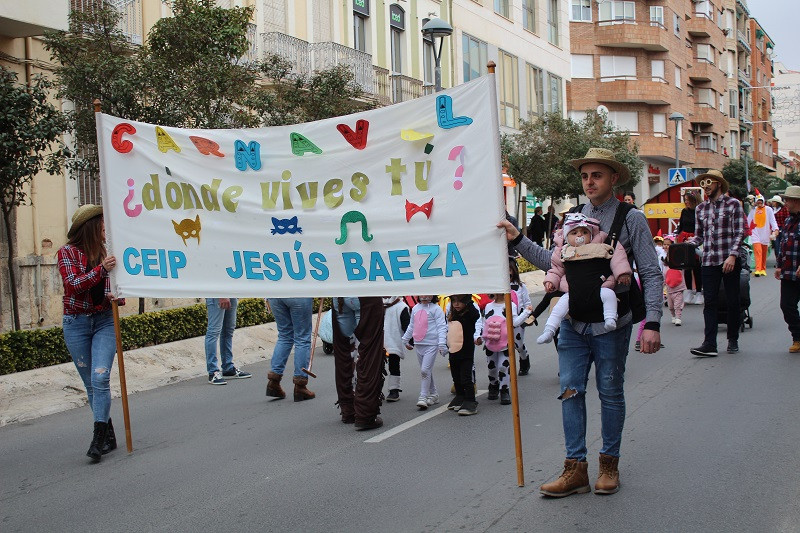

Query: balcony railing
[[71, 0, 143, 44], [263, 32, 310, 77], [737, 30, 751, 53], [372, 66, 391, 106], [309, 41, 373, 93], [391, 73, 424, 104]]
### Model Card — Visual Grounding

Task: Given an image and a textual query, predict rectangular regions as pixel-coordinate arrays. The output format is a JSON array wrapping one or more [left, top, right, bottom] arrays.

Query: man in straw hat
[[686, 169, 745, 357], [498, 147, 663, 497], [774, 185, 800, 353]]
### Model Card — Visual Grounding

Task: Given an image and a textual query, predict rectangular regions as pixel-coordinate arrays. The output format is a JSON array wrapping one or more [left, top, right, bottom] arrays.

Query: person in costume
[[445, 294, 482, 415], [771, 195, 789, 262], [402, 295, 448, 410], [382, 296, 411, 402], [537, 213, 632, 345], [509, 260, 533, 376], [747, 192, 778, 276], [661, 234, 687, 326]]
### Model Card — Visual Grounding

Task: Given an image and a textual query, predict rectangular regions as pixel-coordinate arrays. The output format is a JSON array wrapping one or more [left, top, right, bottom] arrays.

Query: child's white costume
[[402, 302, 447, 407], [480, 301, 530, 395], [383, 297, 411, 400]]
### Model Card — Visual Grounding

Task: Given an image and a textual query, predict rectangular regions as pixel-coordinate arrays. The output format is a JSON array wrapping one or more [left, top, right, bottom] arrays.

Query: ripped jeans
[[62, 310, 117, 423], [556, 319, 633, 461]]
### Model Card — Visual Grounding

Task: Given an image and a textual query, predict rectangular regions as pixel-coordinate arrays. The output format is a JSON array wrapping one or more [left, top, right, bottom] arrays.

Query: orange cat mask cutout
[[172, 215, 201, 245]]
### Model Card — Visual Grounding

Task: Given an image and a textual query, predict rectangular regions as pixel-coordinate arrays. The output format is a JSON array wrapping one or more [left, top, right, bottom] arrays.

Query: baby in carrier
[[537, 213, 632, 344]]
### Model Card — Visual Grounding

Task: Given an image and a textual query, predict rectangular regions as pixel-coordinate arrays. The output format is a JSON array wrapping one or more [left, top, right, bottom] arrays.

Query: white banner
[[96, 76, 509, 298]]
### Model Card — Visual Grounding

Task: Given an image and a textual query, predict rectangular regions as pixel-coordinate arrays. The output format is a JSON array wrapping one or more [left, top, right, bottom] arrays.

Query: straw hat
[[770, 195, 784, 205], [67, 204, 103, 238], [781, 185, 800, 200], [569, 147, 631, 186], [694, 169, 729, 194], [558, 201, 575, 215]]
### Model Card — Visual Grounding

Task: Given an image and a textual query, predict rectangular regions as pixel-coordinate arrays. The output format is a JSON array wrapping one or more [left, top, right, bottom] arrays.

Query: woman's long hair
[[67, 216, 106, 268], [684, 191, 699, 208]]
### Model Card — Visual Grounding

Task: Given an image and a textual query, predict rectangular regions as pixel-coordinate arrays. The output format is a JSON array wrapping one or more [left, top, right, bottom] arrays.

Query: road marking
[[364, 390, 487, 443]]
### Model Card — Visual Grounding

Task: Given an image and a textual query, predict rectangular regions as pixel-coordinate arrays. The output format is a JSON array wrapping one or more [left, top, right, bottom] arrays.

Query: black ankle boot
[[518, 357, 531, 376], [87, 421, 108, 463], [102, 418, 117, 455]]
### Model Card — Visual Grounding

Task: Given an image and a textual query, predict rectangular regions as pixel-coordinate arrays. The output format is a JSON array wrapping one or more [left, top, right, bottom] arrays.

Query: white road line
[[364, 390, 488, 443]]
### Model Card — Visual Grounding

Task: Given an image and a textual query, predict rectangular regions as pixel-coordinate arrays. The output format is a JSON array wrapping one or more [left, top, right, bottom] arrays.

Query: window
[[697, 44, 713, 63], [695, 0, 712, 18], [673, 13, 681, 36], [698, 134, 718, 152], [423, 40, 434, 86], [571, 54, 593, 78], [494, 0, 510, 19], [600, 55, 636, 81], [651, 59, 665, 82], [462, 33, 488, 82], [499, 50, 519, 128], [390, 28, 402, 74], [607, 111, 638, 133], [697, 88, 715, 107], [649, 6, 664, 27], [353, 14, 367, 52], [526, 63, 544, 118], [730, 130, 738, 157], [548, 73, 562, 113], [571, 0, 591, 22], [653, 113, 667, 134], [548, 0, 559, 45], [674, 65, 681, 88], [599, 1, 635, 25], [729, 89, 737, 118], [569, 110, 589, 122], [523, 0, 537, 30]]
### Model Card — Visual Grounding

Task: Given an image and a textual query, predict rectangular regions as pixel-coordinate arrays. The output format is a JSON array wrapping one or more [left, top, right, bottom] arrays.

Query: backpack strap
[[607, 202, 635, 252]]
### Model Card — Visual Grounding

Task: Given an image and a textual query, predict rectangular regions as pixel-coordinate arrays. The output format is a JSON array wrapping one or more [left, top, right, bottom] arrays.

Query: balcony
[[738, 68, 752, 88], [370, 67, 424, 105], [687, 13, 716, 38], [688, 58, 725, 85], [70, 0, 142, 44], [637, 133, 695, 165], [692, 103, 724, 125], [737, 30, 751, 53], [391, 74, 424, 103], [694, 147, 728, 170], [595, 20, 671, 52], [597, 77, 675, 105], [2, 0, 67, 36]]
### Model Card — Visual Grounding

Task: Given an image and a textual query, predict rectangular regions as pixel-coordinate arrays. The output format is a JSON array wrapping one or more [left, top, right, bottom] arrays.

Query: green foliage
[[0, 298, 272, 376], [785, 170, 800, 186], [501, 111, 641, 202], [722, 158, 776, 200], [517, 258, 538, 273]]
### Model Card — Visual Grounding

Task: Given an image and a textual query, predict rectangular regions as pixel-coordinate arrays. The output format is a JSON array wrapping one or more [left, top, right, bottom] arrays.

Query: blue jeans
[[334, 297, 361, 338], [268, 298, 313, 377], [556, 319, 633, 460], [205, 298, 238, 375], [62, 310, 117, 423]]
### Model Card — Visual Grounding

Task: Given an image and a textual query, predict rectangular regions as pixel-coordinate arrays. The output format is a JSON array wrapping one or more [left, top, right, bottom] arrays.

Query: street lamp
[[421, 17, 453, 92], [741, 141, 752, 192], [668, 112, 684, 171]]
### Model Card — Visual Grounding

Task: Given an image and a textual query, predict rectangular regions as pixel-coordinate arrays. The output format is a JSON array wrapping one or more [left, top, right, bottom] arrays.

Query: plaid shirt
[[775, 206, 789, 231], [691, 195, 745, 266], [778, 214, 800, 280], [57, 244, 112, 315]]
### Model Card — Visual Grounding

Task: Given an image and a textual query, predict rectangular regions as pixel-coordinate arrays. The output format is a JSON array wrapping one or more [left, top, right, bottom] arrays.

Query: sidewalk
[[0, 270, 544, 427]]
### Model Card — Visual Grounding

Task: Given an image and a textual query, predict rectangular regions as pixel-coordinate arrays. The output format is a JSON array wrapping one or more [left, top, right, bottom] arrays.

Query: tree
[[501, 111, 641, 203], [785, 170, 800, 186], [0, 67, 70, 330], [722, 158, 775, 200]]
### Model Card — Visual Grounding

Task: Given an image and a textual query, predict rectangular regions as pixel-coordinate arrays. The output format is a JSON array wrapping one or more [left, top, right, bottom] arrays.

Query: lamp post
[[421, 17, 453, 92], [668, 112, 684, 171], [741, 141, 752, 192]]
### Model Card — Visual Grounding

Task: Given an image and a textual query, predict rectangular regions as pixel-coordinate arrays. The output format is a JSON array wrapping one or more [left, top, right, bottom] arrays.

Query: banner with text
[[96, 76, 509, 298]]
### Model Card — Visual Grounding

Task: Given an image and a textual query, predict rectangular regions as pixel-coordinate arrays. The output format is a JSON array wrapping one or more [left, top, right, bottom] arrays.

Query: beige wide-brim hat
[[568, 147, 631, 186], [694, 169, 729, 194], [781, 185, 800, 200], [558, 201, 575, 215], [67, 204, 103, 238], [770, 195, 784, 205]]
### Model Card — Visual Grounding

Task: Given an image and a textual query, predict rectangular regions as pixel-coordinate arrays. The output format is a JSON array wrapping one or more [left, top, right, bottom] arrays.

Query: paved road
[[2, 274, 799, 532]]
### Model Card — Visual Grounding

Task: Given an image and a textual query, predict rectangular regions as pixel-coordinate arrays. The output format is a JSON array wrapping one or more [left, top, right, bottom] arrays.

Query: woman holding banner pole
[[57, 204, 122, 463]]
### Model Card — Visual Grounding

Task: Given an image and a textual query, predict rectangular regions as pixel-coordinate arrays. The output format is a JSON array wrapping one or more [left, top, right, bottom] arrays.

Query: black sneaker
[[208, 371, 227, 385], [518, 358, 530, 376], [487, 384, 499, 400], [354, 416, 383, 431], [386, 389, 400, 402], [222, 367, 252, 379], [447, 396, 464, 411], [727, 340, 739, 354], [690, 344, 718, 357], [458, 400, 478, 416], [500, 387, 511, 405]]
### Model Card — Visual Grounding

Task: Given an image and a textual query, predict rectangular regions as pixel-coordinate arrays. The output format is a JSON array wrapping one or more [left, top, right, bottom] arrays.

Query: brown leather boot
[[539, 459, 591, 497], [293, 376, 316, 402], [595, 453, 620, 495], [266, 372, 285, 399]]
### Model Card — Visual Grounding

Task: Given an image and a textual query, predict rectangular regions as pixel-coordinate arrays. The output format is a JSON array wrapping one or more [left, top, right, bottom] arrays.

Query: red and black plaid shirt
[[775, 206, 789, 231], [57, 244, 111, 315]]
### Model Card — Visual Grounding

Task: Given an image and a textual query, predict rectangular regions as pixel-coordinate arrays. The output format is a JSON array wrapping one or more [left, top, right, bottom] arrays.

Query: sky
[[748, 0, 800, 71]]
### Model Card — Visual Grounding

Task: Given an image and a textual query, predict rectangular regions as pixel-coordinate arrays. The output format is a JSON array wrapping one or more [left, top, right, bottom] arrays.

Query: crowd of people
[[56, 146, 800, 504]]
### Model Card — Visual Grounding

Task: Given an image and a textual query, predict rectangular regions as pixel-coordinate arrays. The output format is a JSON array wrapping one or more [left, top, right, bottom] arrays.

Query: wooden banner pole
[[504, 293, 525, 487]]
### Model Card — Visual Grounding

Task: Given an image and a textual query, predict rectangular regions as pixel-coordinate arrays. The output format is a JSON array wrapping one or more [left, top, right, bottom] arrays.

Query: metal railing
[[71, 0, 143, 45], [309, 41, 373, 93], [737, 30, 751, 52], [263, 32, 311, 77], [391, 73, 424, 103], [372, 66, 391, 106]]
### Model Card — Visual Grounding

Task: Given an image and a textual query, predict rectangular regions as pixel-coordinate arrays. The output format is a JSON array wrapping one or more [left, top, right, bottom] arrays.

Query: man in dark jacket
[[527, 206, 546, 246]]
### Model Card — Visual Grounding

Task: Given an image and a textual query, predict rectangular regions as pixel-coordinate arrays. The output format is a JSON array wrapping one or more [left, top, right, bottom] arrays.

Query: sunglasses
[[698, 178, 718, 187]]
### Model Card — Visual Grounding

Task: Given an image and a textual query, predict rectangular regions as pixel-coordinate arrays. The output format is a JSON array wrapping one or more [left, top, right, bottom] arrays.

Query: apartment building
[[567, 0, 730, 202], [747, 17, 775, 171], [773, 61, 800, 161]]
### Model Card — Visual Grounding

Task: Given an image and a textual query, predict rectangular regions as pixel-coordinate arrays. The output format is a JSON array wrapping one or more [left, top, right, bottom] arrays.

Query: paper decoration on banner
[[436, 95, 474, 129], [112, 123, 136, 153], [172, 215, 201, 245], [448, 146, 465, 190], [190, 136, 225, 157], [335, 210, 373, 245], [337, 120, 369, 150], [124, 178, 142, 217], [235, 140, 262, 171], [291, 132, 323, 156], [400, 129, 435, 154], [405, 198, 434, 222], [156, 126, 181, 153], [271, 216, 302, 235]]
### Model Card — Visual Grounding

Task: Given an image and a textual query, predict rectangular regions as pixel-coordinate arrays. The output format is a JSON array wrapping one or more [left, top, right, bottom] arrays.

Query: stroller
[[717, 248, 754, 332]]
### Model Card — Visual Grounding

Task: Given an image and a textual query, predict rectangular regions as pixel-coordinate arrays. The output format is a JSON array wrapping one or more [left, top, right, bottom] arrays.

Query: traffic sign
[[668, 167, 688, 186]]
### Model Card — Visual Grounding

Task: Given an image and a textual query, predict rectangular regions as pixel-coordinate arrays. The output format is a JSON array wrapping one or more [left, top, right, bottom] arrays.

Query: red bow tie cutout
[[405, 199, 434, 222], [337, 119, 369, 150]]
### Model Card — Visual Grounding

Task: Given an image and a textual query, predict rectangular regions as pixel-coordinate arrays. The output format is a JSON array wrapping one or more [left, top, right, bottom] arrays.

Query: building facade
[[772, 61, 800, 164], [747, 16, 776, 171]]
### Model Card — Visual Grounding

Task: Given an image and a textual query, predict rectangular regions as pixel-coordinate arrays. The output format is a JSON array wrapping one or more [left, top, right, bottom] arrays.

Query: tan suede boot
[[539, 459, 591, 497], [595, 453, 620, 495], [293, 376, 316, 402], [266, 372, 285, 399]]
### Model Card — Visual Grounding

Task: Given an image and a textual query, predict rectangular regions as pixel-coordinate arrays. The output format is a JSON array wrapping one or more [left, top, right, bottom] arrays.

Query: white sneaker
[[426, 394, 439, 406], [674, 318, 682, 326], [671, 317, 677, 325], [694, 293, 704, 305], [416, 396, 428, 409], [683, 290, 695, 305]]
